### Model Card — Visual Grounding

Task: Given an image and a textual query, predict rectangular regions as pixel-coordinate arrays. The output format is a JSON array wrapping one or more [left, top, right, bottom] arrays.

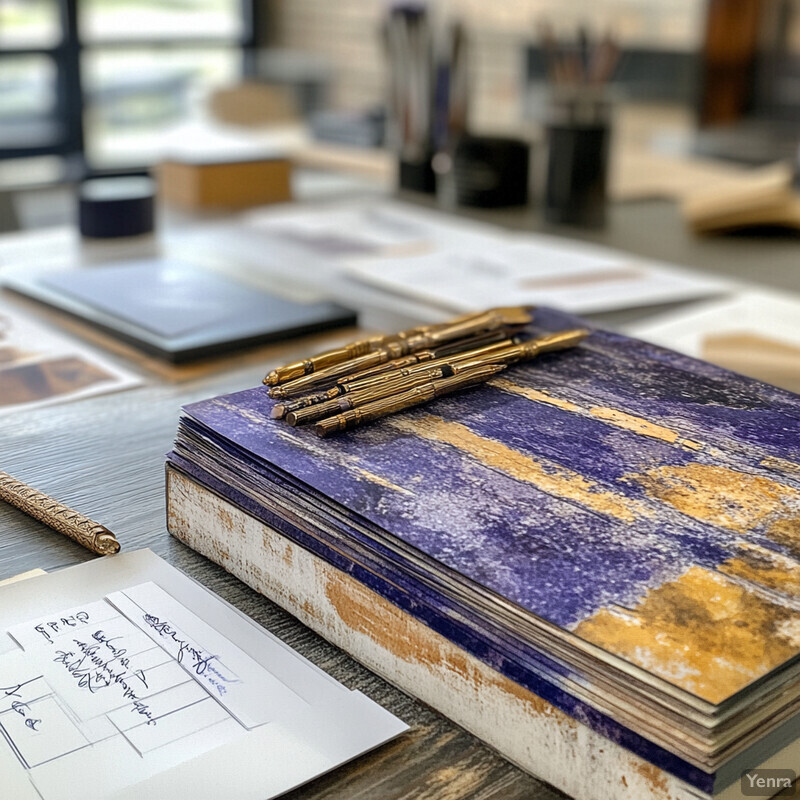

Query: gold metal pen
[[263, 337, 383, 386], [451, 328, 589, 372], [314, 363, 506, 437], [269, 326, 523, 400], [263, 306, 533, 386], [269, 342, 413, 399], [272, 361, 455, 420], [345, 336, 521, 390], [270, 335, 522, 419], [264, 326, 443, 386], [0, 471, 121, 556], [333, 330, 515, 386], [286, 364, 457, 426]]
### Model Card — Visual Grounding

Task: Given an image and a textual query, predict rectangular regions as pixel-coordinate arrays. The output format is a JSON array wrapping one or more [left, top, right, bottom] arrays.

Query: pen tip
[[270, 404, 286, 419], [265, 370, 279, 386], [537, 328, 590, 353], [495, 306, 536, 326], [96, 531, 121, 555]]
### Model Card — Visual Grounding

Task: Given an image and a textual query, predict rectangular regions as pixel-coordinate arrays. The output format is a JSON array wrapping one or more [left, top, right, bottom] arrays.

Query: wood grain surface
[[0, 357, 565, 800]]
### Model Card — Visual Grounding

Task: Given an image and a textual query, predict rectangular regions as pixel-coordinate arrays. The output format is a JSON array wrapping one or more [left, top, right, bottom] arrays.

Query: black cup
[[79, 176, 155, 239], [544, 91, 612, 227], [450, 135, 530, 208], [398, 155, 437, 194]]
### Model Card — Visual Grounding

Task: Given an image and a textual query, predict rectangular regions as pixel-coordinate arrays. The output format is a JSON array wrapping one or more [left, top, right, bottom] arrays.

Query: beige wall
[[269, 0, 704, 128]]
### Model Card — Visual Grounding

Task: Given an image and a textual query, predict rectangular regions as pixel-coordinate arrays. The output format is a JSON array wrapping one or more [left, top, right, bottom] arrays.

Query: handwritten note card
[[0, 550, 406, 800]]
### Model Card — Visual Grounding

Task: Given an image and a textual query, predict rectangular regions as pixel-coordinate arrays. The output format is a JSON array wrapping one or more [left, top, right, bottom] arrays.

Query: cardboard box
[[158, 157, 292, 210]]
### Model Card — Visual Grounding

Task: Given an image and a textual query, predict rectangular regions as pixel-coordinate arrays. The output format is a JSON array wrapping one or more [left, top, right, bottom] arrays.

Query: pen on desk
[[452, 328, 590, 371], [281, 329, 587, 426], [270, 335, 522, 419], [286, 364, 457, 426], [263, 306, 533, 387], [268, 308, 534, 399], [0, 471, 121, 556], [314, 363, 506, 437]]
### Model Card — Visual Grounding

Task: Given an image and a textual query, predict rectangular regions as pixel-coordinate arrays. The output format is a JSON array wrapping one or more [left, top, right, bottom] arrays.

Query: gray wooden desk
[[1, 194, 798, 800], [0, 339, 563, 799]]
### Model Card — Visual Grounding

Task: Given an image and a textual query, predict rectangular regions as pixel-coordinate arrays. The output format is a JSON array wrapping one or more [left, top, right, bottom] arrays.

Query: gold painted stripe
[[491, 379, 704, 453], [574, 564, 800, 704], [630, 463, 800, 538], [216, 398, 270, 426], [219, 400, 415, 496], [390, 414, 648, 523], [490, 379, 581, 412], [760, 455, 800, 479], [720, 542, 800, 601], [588, 407, 704, 451], [353, 467, 415, 495]]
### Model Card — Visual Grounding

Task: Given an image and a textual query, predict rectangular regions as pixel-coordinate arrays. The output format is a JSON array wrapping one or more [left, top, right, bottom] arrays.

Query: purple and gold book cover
[[169, 307, 800, 787]]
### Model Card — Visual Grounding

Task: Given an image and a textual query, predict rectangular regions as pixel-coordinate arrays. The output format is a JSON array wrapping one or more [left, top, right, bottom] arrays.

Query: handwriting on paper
[[142, 613, 238, 697], [51, 633, 155, 725], [33, 613, 91, 645], [108, 582, 308, 729], [2, 674, 43, 732], [9, 602, 168, 725]]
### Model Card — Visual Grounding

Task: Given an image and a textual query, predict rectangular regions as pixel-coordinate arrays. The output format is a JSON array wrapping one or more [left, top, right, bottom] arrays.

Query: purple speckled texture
[[168, 450, 713, 792], [176, 309, 800, 629], [168, 307, 800, 792]]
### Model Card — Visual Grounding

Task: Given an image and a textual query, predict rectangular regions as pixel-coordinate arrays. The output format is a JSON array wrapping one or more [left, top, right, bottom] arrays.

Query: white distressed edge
[[167, 466, 793, 800]]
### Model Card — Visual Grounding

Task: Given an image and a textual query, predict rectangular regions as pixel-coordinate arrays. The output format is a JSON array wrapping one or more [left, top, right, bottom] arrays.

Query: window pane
[[80, 0, 244, 42], [0, 0, 61, 48], [0, 56, 59, 150], [82, 47, 240, 168]]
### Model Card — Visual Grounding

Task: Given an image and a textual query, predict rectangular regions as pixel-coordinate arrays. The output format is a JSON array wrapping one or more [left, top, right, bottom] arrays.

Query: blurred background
[[2, 1, 800, 201]]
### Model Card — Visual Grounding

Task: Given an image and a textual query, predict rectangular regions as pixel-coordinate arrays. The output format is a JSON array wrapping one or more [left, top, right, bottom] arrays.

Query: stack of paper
[[168, 307, 800, 800], [242, 200, 728, 315], [0, 551, 406, 800]]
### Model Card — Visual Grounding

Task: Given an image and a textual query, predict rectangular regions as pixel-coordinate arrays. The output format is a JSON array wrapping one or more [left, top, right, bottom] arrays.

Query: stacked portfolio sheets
[[167, 307, 800, 798]]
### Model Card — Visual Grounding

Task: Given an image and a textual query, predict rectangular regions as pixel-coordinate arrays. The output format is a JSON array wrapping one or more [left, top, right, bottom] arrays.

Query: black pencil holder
[[398, 155, 437, 194], [451, 135, 530, 208], [544, 91, 612, 228]]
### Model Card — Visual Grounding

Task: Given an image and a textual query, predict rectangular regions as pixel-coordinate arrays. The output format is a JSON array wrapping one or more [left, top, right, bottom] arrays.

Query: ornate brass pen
[[344, 336, 522, 389], [270, 335, 520, 419], [263, 321, 455, 386], [269, 326, 523, 401], [264, 325, 450, 387], [273, 361, 451, 419], [314, 363, 506, 438], [286, 364, 457, 426], [333, 330, 517, 386], [264, 337, 383, 386], [283, 330, 586, 426], [263, 306, 533, 386], [452, 328, 590, 371], [0, 471, 121, 556]]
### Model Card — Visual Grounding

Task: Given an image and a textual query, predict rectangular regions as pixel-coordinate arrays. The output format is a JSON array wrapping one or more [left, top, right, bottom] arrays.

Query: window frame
[[0, 0, 258, 170]]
